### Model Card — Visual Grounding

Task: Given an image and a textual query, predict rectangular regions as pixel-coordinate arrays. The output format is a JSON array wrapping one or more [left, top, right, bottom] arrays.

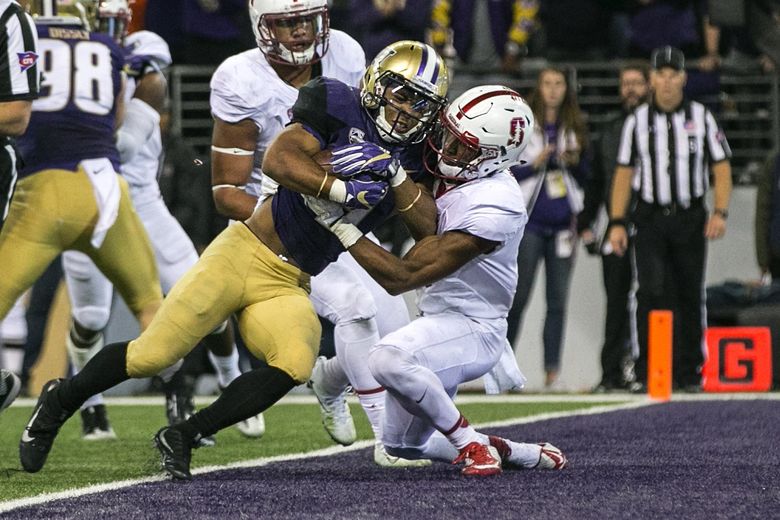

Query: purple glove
[[343, 173, 388, 210], [123, 54, 155, 77], [331, 142, 401, 181]]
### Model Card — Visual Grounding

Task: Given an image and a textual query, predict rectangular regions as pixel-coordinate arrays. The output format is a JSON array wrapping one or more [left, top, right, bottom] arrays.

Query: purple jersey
[[16, 25, 123, 177], [272, 77, 428, 276]]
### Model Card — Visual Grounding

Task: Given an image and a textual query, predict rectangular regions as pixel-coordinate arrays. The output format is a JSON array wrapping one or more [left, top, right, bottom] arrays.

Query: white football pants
[[368, 312, 506, 453], [310, 234, 410, 393]]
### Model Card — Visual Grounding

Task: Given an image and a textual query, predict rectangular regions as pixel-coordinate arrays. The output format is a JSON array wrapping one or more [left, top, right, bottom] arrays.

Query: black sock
[[57, 341, 131, 412], [184, 366, 296, 438]]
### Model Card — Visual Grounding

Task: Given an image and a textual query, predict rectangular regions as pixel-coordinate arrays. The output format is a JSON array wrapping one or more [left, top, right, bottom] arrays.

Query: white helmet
[[96, 0, 132, 43], [427, 85, 533, 182], [248, 0, 329, 66]]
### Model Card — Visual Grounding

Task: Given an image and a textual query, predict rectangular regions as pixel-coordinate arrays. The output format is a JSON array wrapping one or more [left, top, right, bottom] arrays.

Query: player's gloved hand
[[305, 196, 364, 248], [123, 54, 155, 77], [341, 173, 389, 210], [331, 142, 408, 187]]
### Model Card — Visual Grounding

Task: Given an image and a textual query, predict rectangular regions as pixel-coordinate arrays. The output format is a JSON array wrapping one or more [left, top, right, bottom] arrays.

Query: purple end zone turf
[[7, 400, 780, 519]]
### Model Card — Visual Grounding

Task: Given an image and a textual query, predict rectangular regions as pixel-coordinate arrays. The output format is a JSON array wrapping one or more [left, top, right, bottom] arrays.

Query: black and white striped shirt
[[0, 0, 39, 104], [616, 99, 731, 207]]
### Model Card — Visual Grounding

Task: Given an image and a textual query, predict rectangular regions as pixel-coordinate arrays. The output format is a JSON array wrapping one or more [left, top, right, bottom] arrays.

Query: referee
[[608, 46, 732, 392], [0, 0, 38, 231]]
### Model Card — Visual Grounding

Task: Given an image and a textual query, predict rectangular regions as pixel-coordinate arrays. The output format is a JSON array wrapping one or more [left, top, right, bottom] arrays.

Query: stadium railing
[[168, 61, 779, 183]]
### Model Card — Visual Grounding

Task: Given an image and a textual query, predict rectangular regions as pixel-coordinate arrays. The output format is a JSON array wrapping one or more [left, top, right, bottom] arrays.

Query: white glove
[[304, 195, 364, 248]]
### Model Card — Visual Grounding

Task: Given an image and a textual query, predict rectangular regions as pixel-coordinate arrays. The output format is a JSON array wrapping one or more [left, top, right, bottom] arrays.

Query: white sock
[[444, 415, 487, 450], [1, 345, 24, 373], [356, 389, 385, 439], [317, 356, 350, 396], [208, 349, 242, 388], [418, 432, 460, 462], [502, 438, 543, 468]]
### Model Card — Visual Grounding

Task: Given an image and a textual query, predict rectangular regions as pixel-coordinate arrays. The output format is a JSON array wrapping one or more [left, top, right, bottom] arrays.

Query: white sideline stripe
[[0, 400, 652, 513], [10, 391, 778, 408]]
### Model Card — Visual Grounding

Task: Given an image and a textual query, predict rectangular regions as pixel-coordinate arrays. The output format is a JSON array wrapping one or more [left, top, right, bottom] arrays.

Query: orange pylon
[[648, 310, 673, 401]]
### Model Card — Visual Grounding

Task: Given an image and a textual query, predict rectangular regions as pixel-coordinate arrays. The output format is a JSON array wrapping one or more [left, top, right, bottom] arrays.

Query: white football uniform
[[209, 30, 411, 387], [371, 171, 528, 452], [63, 31, 198, 331]]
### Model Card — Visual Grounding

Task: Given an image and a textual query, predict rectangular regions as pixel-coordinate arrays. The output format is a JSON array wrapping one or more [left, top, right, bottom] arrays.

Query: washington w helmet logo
[[508, 117, 526, 146]]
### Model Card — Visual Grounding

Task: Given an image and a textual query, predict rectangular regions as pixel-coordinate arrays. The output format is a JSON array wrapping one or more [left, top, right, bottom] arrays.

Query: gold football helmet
[[27, 0, 98, 29], [361, 40, 449, 145]]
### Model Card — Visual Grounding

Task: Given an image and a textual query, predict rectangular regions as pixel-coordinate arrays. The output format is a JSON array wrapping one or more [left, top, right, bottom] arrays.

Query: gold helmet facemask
[[27, 0, 99, 30], [361, 40, 449, 145]]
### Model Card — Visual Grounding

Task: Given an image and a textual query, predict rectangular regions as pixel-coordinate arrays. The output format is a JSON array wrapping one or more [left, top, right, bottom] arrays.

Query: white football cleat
[[535, 442, 568, 469], [373, 442, 432, 468], [236, 413, 265, 438], [307, 357, 356, 446]]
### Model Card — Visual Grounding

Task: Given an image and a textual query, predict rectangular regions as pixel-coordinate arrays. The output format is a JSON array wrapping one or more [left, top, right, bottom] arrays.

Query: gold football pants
[[126, 222, 321, 383], [0, 168, 162, 320]]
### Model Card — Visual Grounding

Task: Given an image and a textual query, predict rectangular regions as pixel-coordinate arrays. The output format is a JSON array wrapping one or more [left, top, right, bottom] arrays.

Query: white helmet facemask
[[248, 0, 329, 66], [426, 85, 534, 183]]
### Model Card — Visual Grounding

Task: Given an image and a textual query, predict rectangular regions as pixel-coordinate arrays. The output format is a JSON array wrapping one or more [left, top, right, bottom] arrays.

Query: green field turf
[[0, 400, 611, 501]]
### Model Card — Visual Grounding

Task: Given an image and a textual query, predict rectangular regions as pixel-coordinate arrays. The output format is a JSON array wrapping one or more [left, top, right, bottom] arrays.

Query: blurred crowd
[[128, 0, 779, 75]]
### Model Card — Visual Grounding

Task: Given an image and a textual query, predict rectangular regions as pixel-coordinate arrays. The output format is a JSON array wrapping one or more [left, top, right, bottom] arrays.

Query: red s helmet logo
[[508, 117, 526, 146]]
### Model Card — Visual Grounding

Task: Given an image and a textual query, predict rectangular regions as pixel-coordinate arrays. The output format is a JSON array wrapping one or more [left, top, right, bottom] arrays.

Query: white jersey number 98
[[35, 39, 115, 116]]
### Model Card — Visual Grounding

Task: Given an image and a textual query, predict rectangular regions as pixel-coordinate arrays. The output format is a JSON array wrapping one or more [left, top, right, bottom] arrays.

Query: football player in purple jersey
[[2, 0, 163, 416], [19, 40, 449, 480]]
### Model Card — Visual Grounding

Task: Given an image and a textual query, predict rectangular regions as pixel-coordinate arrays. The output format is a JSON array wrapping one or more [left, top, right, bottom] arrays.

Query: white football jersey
[[418, 171, 528, 320], [209, 30, 365, 200], [119, 31, 171, 205]]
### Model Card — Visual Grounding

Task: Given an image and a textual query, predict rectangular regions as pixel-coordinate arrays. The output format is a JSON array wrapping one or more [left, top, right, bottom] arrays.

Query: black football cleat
[[19, 379, 73, 473], [0, 369, 22, 412], [154, 426, 195, 480]]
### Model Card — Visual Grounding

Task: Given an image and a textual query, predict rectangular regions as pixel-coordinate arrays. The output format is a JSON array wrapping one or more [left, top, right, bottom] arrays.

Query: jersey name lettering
[[48, 28, 90, 40]]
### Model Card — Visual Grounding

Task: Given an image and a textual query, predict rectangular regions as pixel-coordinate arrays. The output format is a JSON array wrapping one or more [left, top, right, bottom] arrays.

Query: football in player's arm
[[311, 86, 569, 476]]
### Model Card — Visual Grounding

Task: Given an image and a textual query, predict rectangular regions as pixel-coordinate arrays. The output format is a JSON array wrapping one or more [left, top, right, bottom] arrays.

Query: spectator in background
[[628, 0, 719, 65], [507, 67, 590, 389], [578, 63, 650, 393], [608, 46, 732, 392], [144, 0, 185, 62], [537, 0, 627, 60], [428, 0, 538, 72], [746, 0, 780, 72], [151, 0, 252, 65], [755, 150, 780, 281], [350, 0, 431, 62], [627, 0, 722, 100]]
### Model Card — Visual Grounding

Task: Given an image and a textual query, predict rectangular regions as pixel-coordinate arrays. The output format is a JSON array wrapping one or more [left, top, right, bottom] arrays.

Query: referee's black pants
[[632, 201, 707, 387], [600, 249, 633, 386]]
